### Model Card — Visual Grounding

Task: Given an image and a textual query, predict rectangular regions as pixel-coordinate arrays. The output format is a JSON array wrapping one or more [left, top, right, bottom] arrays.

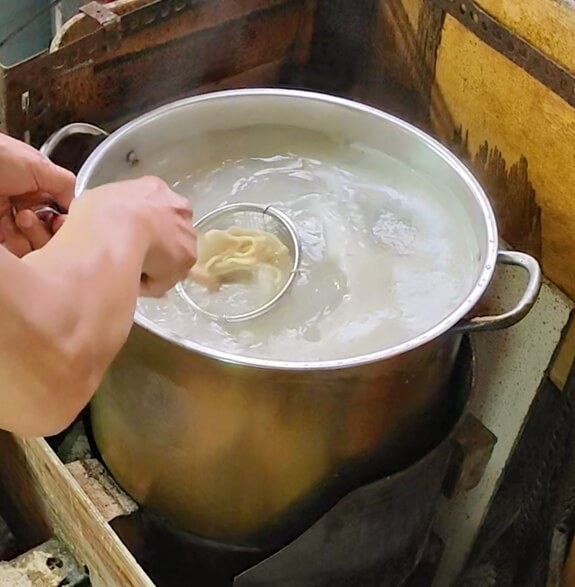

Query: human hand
[[72, 176, 197, 297], [0, 199, 68, 257], [0, 133, 75, 257]]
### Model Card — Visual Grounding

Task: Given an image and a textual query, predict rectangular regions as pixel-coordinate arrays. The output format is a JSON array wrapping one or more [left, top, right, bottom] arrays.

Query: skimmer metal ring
[[177, 202, 302, 323]]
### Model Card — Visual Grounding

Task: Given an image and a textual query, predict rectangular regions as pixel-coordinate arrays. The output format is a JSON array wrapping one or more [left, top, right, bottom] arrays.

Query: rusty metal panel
[[0, 0, 315, 145]]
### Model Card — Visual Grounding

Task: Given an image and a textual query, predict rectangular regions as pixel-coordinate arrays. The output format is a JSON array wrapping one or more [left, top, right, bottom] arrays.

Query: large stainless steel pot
[[43, 89, 541, 547]]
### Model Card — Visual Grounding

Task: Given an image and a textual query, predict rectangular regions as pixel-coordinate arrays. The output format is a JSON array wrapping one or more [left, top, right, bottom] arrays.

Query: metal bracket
[[433, 0, 575, 109], [80, 1, 122, 51], [443, 413, 497, 498]]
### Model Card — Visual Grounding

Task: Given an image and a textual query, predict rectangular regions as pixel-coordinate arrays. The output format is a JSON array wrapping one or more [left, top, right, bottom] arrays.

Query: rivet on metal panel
[[119, 0, 198, 36], [143, 12, 157, 26], [442, 414, 497, 498]]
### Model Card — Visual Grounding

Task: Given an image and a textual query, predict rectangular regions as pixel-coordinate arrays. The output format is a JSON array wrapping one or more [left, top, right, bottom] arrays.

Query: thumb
[[31, 158, 76, 210], [52, 214, 67, 233]]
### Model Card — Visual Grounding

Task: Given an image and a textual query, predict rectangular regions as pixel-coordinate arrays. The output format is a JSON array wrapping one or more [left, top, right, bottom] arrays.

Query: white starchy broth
[[137, 125, 480, 361]]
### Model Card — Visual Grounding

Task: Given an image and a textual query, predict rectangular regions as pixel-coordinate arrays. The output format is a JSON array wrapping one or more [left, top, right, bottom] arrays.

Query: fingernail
[[17, 213, 33, 229]]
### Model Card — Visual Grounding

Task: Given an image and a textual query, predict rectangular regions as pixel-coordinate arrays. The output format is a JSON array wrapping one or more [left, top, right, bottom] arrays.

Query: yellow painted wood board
[[432, 16, 575, 298], [476, 0, 575, 72]]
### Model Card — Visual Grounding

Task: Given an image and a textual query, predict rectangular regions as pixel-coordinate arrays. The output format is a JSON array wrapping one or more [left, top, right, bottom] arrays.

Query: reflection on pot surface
[[92, 328, 459, 546], [43, 89, 541, 546]]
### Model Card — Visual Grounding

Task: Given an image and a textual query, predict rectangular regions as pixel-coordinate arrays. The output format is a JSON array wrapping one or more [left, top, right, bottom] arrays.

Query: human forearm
[[27, 207, 147, 367], [0, 212, 147, 436], [0, 175, 196, 437]]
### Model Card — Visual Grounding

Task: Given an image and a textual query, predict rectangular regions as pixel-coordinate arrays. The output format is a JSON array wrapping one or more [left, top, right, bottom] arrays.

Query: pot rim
[[76, 88, 498, 371]]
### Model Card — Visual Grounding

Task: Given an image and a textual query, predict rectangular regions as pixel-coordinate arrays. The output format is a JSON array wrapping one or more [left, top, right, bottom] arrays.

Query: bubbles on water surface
[[137, 126, 480, 362]]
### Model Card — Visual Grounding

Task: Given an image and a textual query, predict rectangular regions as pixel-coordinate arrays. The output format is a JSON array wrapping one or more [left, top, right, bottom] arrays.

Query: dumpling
[[190, 227, 292, 291]]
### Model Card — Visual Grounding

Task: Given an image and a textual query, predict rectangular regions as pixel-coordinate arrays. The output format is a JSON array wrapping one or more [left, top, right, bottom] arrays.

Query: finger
[[1, 216, 32, 258], [0, 213, 8, 242], [140, 275, 172, 299], [52, 214, 66, 233], [11, 191, 52, 212], [141, 268, 184, 298], [14, 210, 51, 250], [30, 157, 75, 210], [178, 200, 193, 216], [170, 193, 193, 214], [189, 266, 219, 290]]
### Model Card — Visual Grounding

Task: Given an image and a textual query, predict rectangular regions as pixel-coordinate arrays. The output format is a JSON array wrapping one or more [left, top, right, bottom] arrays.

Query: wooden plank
[[0, 538, 87, 587], [3, 0, 311, 144], [366, 0, 423, 104], [78, 0, 307, 124], [550, 312, 575, 391], [92, 0, 294, 62], [0, 433, 154, 587], [565, 525, 575, 586], [432, 0, 575, 112], [0, 434, 51, 551], [305, 0, 378, 94], [475, 0, 575, 73], [197, 59, 285, 92], [352, 0, 444, 126], [379, 0, 426, 90], [0, 514, 18, 562], [66, 458, 138, 524], [51, 0, 156, 51], [104, 59, 286, 130], [431, 15, 575, 297], [285, 0, 317, 67]]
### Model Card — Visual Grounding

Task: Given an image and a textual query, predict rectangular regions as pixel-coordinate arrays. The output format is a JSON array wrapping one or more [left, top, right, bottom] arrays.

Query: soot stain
[[451, 125, 542, 259]]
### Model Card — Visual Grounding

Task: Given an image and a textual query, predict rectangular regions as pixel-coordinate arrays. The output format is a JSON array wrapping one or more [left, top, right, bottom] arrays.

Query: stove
[[1, 2, 575, 586], [61, 337, 475, 587]]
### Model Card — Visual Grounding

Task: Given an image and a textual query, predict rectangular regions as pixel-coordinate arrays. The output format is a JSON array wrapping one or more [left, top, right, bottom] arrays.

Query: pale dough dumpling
[[192, 227, 292, 291]]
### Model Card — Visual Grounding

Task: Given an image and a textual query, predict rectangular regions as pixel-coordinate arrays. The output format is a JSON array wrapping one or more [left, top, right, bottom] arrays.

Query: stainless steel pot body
[[91, 326, 461, 547], [46, 89, 541, 546]]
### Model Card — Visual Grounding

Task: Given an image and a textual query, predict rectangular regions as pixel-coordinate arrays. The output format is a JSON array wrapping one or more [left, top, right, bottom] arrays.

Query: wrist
[[69, 192, 151, 260]]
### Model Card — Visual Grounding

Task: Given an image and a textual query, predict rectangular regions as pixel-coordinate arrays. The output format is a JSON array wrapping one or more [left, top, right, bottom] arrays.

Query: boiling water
[[137, 125, 480, 362]]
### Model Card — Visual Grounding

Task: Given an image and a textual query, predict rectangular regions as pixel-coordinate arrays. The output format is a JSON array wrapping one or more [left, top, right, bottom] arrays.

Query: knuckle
[[31, 152, 53, 173], [143, 175, 167, 191], [143, 280, 163, 298], [37, 152, 52, 166]]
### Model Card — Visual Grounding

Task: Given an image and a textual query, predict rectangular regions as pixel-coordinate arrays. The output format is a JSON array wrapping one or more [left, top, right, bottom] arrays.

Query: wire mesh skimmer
[[177, 202, 302, 323]]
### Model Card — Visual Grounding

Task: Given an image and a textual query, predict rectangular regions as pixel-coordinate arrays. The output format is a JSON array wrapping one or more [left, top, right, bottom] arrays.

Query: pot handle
[[454, 251, 542, 333], [40, 123, 109, 158]]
